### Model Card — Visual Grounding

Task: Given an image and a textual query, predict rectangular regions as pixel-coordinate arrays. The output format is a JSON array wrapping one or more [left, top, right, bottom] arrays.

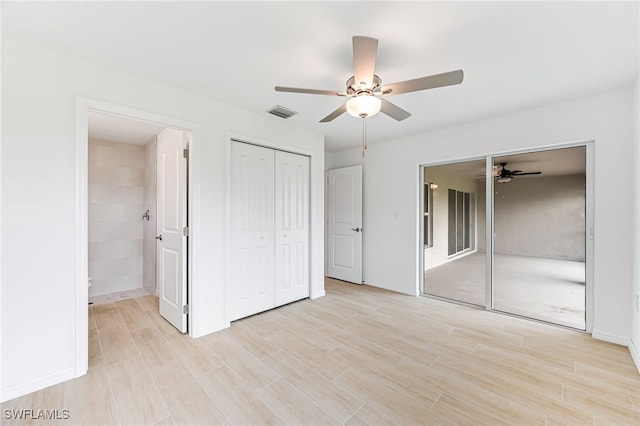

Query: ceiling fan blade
[[380, 98, 411, 121], [381, 69, 464, 96], [275, 86, 347, 96], [353, 36, 378, 89], [319, 104, 347, 122], [511, 171, 542, 176]]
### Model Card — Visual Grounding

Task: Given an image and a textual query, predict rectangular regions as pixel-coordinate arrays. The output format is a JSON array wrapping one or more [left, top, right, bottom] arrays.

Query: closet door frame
[[225, 135, 313, 324]]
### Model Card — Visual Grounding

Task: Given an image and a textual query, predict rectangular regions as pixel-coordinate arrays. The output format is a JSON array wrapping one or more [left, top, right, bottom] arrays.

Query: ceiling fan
[[496, 162, 541, 183], [275, 36, 464, 156]]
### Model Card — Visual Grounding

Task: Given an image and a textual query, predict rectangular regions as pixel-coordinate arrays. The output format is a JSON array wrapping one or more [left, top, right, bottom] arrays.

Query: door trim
[[75, 97, 198, 377], [418, 140, 594, 332], [326, 165, 364, 284]]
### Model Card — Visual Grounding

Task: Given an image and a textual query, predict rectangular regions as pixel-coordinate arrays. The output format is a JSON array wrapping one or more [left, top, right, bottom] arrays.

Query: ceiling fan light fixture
[[274, 36, 464, 153], [497, 176, 512, 183], [346, 95, 381, 118]]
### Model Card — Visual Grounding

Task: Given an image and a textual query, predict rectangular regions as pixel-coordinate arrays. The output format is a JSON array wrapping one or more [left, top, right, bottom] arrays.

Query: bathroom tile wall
[[143, 138, 157, 295], [89, 138, 145, 296]]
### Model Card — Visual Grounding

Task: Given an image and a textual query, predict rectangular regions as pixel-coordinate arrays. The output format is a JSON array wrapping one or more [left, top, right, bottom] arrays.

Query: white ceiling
[[3, 2, 638, 152], [88, 112, 166, 145]]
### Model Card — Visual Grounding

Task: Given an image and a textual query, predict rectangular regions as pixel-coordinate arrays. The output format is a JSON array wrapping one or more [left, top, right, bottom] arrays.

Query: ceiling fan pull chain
[[361, 116, 365, 158], [364, 117, 368, 152]]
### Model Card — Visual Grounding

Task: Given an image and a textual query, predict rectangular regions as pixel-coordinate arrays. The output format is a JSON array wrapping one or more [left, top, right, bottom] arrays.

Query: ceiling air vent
[[267, 105, 298, 119]]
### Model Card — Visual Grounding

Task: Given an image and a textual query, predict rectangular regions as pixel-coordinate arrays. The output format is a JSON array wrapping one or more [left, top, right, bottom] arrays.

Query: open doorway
[[87, 111, 190, 333], [421, 145, 589, 330], [74, 98, 197, 377], [87, 112, 163, 302]]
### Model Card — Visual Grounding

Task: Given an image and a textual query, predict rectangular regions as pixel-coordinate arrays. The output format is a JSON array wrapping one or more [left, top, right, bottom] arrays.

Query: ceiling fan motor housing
[[347, 74, 382, 95], [275, 36, 463, 123]]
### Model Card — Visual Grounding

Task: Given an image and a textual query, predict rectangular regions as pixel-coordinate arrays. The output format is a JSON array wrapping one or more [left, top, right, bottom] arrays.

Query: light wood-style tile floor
[[2, 278, 639, 425]]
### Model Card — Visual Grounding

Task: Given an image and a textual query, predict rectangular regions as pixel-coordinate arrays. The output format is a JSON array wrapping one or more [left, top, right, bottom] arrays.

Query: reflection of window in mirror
[[424, 182, 433, 248], [448, 188, 473, 256]]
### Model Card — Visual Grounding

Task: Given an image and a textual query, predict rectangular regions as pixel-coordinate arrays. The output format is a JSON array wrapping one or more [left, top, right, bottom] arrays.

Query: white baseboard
[[310, 290, 326, 299], [192, 320, 230, 338], [592, 328, 631, 346], [630, 338, 640, 374], [1, 367, 75, 403]]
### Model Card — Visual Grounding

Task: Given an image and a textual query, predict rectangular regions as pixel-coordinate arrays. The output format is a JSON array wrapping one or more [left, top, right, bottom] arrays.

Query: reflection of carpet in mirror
[[424, 252, 585, 329]]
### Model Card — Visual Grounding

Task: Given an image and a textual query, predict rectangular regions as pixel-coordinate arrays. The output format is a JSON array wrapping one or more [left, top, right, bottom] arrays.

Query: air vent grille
[[267, 105, 298, 119]]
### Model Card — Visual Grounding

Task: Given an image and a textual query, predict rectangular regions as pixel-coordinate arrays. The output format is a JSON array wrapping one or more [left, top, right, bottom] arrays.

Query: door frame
[[418, 140, 594, 332], [225, 133, 315, 325], [326, 165, 364, 284], [74, 97, 198, 376]]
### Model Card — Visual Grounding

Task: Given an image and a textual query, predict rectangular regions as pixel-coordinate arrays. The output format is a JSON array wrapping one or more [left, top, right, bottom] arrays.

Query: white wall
[[1, 39, 325, 401], [330, 86, 636, 346], [631, 74, 640, 371], [88, 138, 145, 296]]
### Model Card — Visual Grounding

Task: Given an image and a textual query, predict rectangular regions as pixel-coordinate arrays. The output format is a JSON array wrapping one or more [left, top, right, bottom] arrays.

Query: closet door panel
[[275, 151, 310, 306], [229, 142, 275, 321]]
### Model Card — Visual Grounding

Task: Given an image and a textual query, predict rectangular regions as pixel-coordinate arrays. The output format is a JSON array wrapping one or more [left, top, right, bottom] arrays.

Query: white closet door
[[274, 151, 310, 306], [229, 142, 275, 321]]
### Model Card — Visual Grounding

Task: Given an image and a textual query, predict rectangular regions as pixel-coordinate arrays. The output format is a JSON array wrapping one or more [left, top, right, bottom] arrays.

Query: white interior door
[[229, 142, 276, 321], [327, 165, 363, 284], [156, 128, 187, 333], [274, 151, 310, 306]]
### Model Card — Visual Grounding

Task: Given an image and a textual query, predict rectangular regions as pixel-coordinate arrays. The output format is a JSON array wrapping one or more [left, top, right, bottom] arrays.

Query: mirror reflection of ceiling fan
[[275, 36, 464, 157], [496, 162, 541, 183]]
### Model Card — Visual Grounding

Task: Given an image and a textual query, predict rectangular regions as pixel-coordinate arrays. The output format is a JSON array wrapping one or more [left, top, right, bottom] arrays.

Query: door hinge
[[183, 304, 189, 315], [183, 226, 189, 236], [183, 148, 189, 158]]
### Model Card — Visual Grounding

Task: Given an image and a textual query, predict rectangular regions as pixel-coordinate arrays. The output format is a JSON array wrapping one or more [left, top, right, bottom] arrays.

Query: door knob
[[156, 235, 163, 241], [351, 227, 361, 232]]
